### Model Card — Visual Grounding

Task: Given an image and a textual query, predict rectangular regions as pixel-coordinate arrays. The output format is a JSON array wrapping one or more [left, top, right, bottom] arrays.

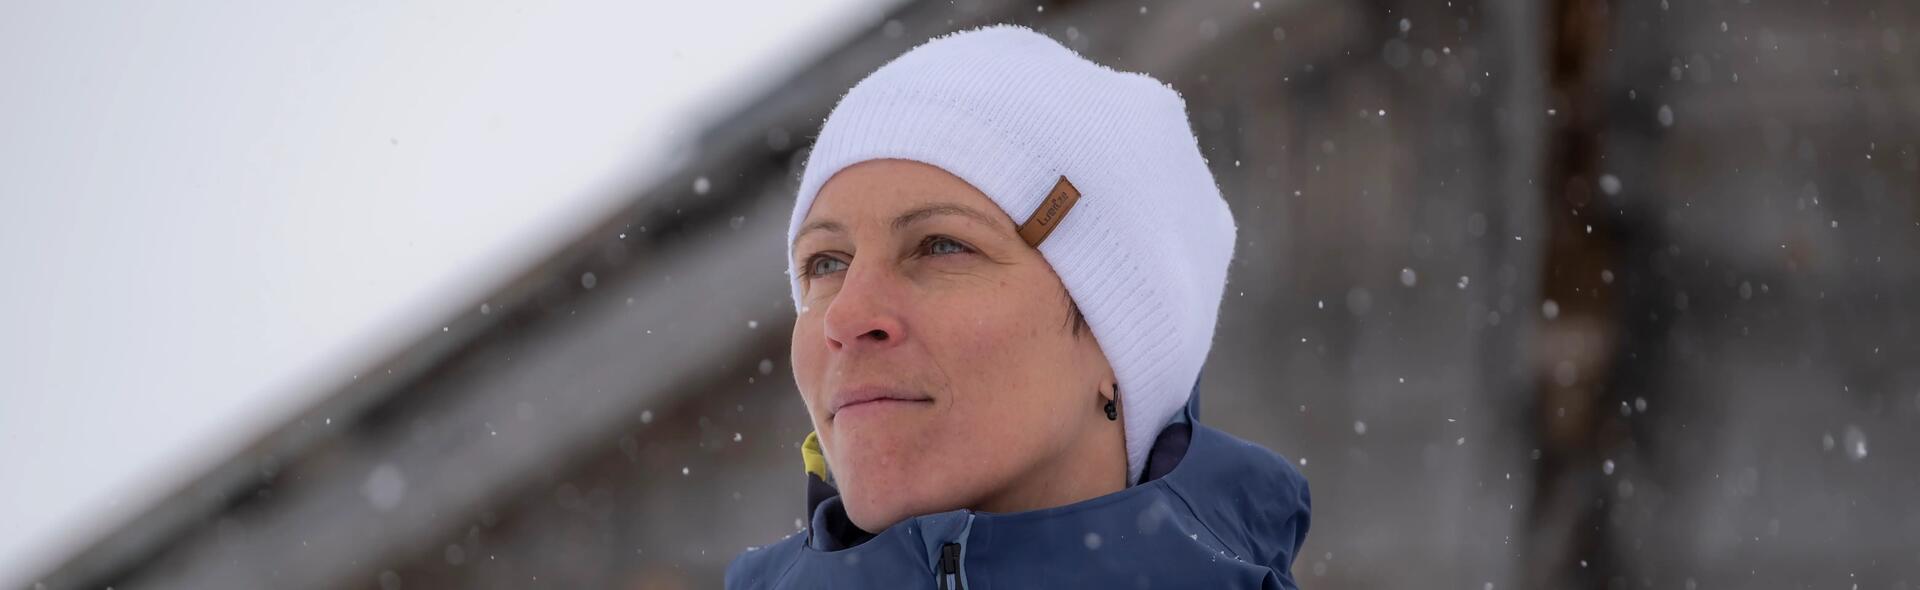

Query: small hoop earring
[[1104, 384, 1119, 421]]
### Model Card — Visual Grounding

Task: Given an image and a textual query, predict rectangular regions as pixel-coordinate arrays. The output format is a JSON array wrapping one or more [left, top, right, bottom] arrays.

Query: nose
[[820, 263, 905, 353]]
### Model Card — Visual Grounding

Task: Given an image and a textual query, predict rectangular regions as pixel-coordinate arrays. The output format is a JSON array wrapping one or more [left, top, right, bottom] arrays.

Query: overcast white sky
[[0, 1, 893, 583]]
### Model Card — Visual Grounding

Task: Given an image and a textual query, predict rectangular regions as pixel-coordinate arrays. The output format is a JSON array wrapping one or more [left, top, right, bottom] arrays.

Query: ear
[[1098, 381, 1124, 417]]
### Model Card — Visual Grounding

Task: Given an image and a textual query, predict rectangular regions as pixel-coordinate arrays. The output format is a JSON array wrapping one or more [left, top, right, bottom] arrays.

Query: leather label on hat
[[1018, 175, 1081, 247]]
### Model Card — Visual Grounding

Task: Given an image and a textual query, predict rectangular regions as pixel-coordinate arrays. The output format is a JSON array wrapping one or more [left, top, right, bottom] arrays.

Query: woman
[[727, 24, 1310, 589]]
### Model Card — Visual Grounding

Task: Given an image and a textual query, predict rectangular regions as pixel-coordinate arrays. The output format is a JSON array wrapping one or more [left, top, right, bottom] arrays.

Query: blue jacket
[[725, 381, 1312, 589]]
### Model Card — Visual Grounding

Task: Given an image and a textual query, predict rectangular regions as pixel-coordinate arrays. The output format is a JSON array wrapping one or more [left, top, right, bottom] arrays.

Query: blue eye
[[806, 255, 847, 277], [925, 236, 972, 256]]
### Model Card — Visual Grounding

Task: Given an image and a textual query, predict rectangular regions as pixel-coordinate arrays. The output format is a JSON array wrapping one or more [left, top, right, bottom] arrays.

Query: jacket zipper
[[937, 542, 964, 590]]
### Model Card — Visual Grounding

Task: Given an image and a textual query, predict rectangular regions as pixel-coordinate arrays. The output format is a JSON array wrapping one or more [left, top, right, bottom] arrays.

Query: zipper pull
[[937, 542, 963, 590]]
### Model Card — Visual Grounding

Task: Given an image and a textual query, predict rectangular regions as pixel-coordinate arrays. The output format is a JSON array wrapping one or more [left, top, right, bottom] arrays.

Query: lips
[[829, 385, 932, 418]]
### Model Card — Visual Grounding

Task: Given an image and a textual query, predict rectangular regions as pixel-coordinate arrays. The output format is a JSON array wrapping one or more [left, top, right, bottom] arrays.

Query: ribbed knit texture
[[784, 24, 1237, 486]]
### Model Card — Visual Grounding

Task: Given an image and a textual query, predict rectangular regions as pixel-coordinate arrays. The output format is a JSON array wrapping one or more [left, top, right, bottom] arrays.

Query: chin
[[842, 494, 912, 534], [827, 409, 945, 530], [835, 456, 975, 534], [835, 461, 932, 533]]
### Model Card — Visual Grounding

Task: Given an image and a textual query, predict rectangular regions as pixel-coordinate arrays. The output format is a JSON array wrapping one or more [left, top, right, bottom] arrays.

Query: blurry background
[[3, 0, 1915, 588]]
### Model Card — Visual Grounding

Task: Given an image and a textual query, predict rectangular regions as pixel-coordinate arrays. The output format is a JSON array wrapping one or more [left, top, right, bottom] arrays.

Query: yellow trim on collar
[[801, 431, 829, 481]]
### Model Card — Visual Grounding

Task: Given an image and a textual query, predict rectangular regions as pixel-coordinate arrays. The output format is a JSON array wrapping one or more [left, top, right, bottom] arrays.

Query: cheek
[[976, 288, 1090, 401], [936, 287, 1061, 372], [926, 297, 1064, 433], [790, 319, 828, 415]]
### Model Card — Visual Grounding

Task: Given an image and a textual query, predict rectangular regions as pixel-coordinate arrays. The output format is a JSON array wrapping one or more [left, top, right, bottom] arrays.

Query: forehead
[[808, 159, 999, 219]]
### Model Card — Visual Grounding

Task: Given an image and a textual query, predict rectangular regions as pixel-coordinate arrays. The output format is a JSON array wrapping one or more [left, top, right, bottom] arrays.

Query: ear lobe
[[1101, 382, 1123, 408]]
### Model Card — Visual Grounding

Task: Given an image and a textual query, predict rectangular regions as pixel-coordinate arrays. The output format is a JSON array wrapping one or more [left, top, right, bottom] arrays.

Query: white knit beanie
[[784, 24, 1237, 486]]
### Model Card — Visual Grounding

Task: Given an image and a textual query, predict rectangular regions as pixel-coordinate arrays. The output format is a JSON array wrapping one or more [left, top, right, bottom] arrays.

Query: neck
[[973, 418, 1127, 514]]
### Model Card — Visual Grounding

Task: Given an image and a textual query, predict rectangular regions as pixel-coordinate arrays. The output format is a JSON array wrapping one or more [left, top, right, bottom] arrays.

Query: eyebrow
[[791, 202, 1008, 249]]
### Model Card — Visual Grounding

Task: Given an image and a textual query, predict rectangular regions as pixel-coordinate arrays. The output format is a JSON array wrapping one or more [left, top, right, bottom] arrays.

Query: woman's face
[[790, 158, 1116, 533]]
